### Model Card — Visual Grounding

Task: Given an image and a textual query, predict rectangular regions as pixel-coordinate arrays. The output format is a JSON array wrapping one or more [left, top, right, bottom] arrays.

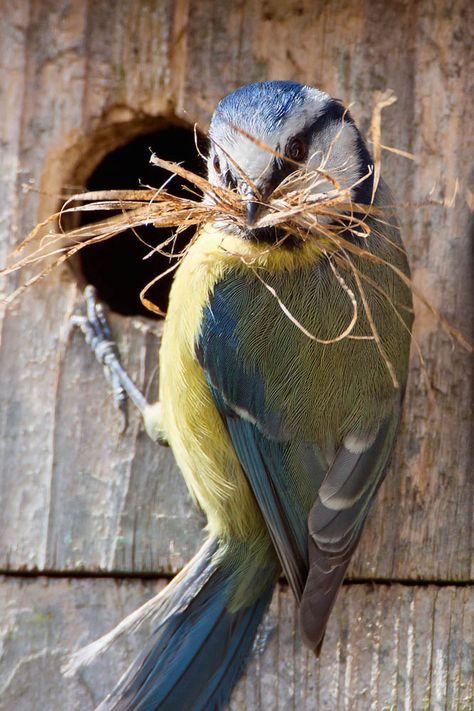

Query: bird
[[66, 80, 413, 710]]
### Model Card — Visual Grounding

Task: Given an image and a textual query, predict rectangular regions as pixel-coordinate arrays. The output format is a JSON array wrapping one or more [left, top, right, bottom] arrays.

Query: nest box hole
[[78, 125, 205, 319]]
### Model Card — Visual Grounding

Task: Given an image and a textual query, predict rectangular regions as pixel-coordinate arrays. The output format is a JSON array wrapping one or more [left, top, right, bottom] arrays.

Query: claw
[[71, 286, 129, 427]]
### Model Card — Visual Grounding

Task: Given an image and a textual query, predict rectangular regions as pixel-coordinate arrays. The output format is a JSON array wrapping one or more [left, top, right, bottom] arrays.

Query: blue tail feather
[[98, 538, 275, 711]]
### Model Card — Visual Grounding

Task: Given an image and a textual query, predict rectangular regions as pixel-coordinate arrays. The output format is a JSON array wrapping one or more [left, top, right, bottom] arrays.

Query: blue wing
[[196, 274, 402, 651], [196, 279, 328, 599]]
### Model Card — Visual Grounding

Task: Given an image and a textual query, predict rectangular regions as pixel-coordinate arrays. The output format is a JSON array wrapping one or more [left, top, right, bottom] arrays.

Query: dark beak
[[240, 183, 265, 227], [240, 174, 275, 227], [246, 199, 261, 226], [241, 159, 284, 228]]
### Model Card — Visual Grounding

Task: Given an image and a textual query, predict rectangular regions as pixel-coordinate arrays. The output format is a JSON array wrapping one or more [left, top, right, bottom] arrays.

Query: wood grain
[[1, 0, 471, 581], [0, 1, 472, 707], [0, 576, 472, 711]]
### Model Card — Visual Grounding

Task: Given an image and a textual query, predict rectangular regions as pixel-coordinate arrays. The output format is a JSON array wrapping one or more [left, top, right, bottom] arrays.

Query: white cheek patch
[[308, 122, 364, 194]]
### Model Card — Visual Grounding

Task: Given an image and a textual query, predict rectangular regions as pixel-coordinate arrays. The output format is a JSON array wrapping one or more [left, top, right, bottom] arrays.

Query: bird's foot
[[71, 286, 133, 431], [71, 286, 167, 443]]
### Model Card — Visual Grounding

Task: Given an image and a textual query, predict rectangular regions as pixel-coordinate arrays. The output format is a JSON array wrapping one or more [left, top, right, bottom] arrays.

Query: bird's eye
[[286, 136, 307, 163], [213, 154, 221, 175]]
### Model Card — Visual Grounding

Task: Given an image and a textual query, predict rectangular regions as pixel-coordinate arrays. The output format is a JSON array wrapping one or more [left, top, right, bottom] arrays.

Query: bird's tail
[[63, 537, 275, 710]]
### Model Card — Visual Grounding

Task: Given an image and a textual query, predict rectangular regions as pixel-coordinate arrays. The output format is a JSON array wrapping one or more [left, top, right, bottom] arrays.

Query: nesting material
[[2, 161, 381, 313], [1, 91, 471, 377]]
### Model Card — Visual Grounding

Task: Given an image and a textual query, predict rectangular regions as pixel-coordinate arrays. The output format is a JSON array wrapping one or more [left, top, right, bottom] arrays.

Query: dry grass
[[1, 91, 471, 387]]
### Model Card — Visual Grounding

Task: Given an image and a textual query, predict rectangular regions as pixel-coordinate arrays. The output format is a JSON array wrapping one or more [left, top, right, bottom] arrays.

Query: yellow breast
[[157, 226, 260, 541], [157, 224, 324, 541]]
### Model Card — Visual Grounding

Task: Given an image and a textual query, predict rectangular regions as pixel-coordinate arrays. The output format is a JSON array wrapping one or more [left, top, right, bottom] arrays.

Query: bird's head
[[207, 81, 374, 242]]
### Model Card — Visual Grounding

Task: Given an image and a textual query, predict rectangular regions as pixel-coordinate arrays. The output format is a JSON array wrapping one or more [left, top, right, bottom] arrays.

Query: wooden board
[[0, 0, 471, 581], [0, 1, 472, 707], [0, 576, 472, 711], [0, 0, 472, 578]]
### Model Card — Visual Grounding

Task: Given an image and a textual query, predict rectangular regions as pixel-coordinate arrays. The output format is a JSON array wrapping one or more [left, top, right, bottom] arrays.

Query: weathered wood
[[0, 0, 472, 584], [0, 576, 472, 710], [0, 1, 472, 707]]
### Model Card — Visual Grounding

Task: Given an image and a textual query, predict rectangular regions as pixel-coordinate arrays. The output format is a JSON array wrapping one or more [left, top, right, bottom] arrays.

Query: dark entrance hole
[[79, 124, 205, 318]]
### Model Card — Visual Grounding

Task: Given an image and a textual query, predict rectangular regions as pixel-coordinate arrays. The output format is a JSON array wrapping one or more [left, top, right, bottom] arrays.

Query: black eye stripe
[[283, 100, 375, 205], [305, 99, 353, 140]]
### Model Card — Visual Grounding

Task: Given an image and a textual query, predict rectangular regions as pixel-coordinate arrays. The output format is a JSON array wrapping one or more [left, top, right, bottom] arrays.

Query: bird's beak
[[240, 183, 266, 227], [246, 198, 261, 226], [240, 159, 284, 227]]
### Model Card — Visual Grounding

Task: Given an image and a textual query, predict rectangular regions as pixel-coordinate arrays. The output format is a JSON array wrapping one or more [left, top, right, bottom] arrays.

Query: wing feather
[[300, 412, 400, 652], [197, 275, 403, 653]]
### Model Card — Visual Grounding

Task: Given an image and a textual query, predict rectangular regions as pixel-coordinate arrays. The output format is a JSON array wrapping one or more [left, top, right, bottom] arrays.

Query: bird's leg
[[71, 285, 167, 444]]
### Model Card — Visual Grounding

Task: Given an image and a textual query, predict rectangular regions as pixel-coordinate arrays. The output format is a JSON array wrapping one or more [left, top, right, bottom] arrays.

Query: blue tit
[[71, 80, 412, 710]]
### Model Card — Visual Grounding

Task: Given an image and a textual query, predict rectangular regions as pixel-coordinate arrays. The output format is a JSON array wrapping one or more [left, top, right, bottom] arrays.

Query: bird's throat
[[244, 224, 302, 248]]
